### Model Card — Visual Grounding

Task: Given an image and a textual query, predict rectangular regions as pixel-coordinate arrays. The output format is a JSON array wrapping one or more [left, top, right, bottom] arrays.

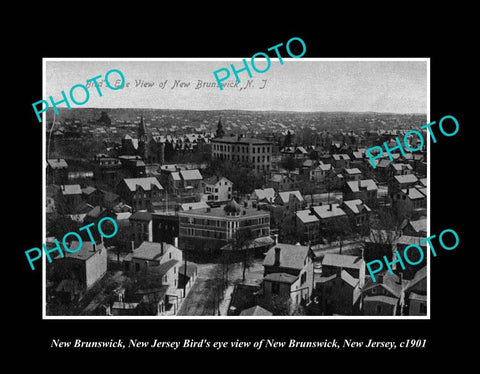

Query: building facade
[[178, 200, 270, 251], [211, 135, 272, 173]]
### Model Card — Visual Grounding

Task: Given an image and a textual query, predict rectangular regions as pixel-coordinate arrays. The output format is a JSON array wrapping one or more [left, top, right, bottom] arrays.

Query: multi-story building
[[201, 176, 233, 203], [178, 199, 271, 252], [117, 177, 164, 212], [211, 135, 272, 173]]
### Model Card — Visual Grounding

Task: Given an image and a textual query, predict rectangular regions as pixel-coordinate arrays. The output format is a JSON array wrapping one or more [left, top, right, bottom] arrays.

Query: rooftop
[[346, 179, 378, 193], [342, 199, 371, 214], [131, 241, 174, 261], [322, 253, 364, 270], [212, 135, 272, 145], [61, 184, 82, 195], [312, 203, 347, 219], [296, 209, 319, 224], [264, 243, 310, 270], [178, 201, 268, 219], [123, 177, 163, 192], [394, 174, 418, 184], [63, 241, 105, 261], [48, 159, 68, 169], [263, 272, 298, 284]]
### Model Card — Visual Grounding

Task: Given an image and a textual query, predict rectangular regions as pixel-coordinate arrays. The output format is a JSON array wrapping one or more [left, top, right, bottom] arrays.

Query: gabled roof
[[322, 254, 364, 270], [263, 272, 298, 284], [277, 190, 304, 204], [342, 199, 371, 214], [264, 243, 310, 270], [409, 218, 427, 233], [391, 163, 413, 171], [340, 269, 359, 288], [180, 169, 203, 181], [123, 177, 163, 192], [362, 272, 403, 298], [61, 184, 82, 195], [332, 154, 350, 161], [344, 168, 361, 175], [239, 305, 273, 316], [296, 209, 319, 224], [63, 241, 105, 261], [131, 241, 172, 261], [402, 188, 426, 200], [81, 186, 96, 195], [47, 159, 68, 169], [394, 174, 418, 184], [405, 266, 427, 292], [375, 159, 391, 168], [346, 179, 378, 193], [253, 188, 276, 202]]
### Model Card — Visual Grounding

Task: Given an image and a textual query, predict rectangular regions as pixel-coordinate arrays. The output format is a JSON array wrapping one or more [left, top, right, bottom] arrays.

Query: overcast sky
[[45, 59, 428, 114]]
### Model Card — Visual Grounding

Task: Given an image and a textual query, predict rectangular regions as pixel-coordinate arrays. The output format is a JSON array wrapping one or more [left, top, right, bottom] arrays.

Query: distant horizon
[[48, 107, 427, 117]]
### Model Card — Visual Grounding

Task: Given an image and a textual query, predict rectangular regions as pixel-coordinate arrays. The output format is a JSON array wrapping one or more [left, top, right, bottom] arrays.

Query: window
[[301, 272, 307, 285], [253, 148, 255, 154], [272, 282, 280, 295]]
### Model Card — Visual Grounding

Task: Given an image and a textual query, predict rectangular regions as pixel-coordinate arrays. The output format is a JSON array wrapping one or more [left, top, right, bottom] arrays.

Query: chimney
[[274, 247, 281, 266], [131, 240, 135, 251], [274, 233, 279, 245], [174, 237, 179, 248], [328, 203, 332, 211], [92, 243, 96, 252], [161, 242, 164, 255]]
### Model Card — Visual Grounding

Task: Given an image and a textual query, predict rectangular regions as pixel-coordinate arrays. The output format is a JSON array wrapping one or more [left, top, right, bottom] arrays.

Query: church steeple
[[138, 115, 147, 139], [216, 117, 225, 138]]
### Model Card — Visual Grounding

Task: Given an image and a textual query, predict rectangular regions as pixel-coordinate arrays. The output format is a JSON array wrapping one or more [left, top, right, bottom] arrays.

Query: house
[[311, 203, 349, 239], [342, 168, 362, 182], [389, 174, 419, 195], [201, 176, 232, 203], [309, 163, 333, 184], [268, 173, 297, 192], [117, 177, 164, 212], [391, 187, 427, 220], [341, 199, 371, 233], [295, 209, 320, 245], [313, 269, 362, 315], [401, 218, 427, 237], [59, 184, 83, 213], [320, 253, 365, 283], [270, 190, 305, 226], [54, 241, 108, 291], [93, 154, 122, 187], [252, 188, 276, 205], [262, 243, 315, 314], [361, 272, 406, 316], [344, 179, 378, 205], [129, 211, 153, 247], [169, 169, 203, 196], [124, 241, 182, 295], [388, 163, 413, 180], [47, 158, 68, 184], [403, 266, 427, 316], [331, 154, 351, 169], [394, 235, 426, 280]]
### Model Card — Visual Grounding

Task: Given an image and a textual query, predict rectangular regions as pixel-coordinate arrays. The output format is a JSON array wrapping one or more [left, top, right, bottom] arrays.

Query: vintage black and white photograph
[[43, 58, 429, 318]]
